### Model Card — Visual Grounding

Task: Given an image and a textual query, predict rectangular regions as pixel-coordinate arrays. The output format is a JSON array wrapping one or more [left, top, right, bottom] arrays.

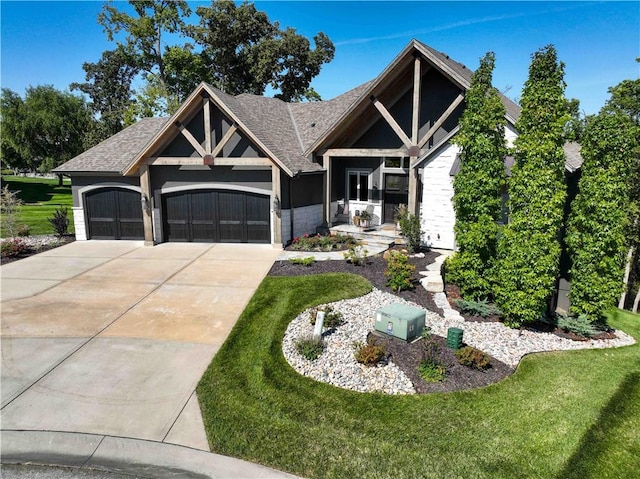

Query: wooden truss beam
[[418, 93, 464, 149], [203, 96, 212, 154], [412, 57, 421, 144], [211, 124, 238, 158], [175, 121, 206, 157], [371, 97, 413, 149], [146, 156, 271, 166], [322, 148, 427, 158]]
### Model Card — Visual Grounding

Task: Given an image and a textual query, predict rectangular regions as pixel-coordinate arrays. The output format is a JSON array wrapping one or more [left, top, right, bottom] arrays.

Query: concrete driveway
[[1, 241, 280, 451]]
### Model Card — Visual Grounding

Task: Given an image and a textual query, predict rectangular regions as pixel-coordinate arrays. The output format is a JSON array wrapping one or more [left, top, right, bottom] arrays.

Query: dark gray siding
[[280, 172, 324, 209], [150, 166, 271, 193], [71, 175, 140, 207]]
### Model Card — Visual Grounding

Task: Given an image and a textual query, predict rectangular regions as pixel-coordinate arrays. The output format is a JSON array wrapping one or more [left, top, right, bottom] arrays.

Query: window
[[384, 157, 407, 169], [348, 171, 369, 201]]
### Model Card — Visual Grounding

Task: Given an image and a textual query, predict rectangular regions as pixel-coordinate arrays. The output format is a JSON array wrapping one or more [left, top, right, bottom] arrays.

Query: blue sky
[[1, 1, 638, 115]]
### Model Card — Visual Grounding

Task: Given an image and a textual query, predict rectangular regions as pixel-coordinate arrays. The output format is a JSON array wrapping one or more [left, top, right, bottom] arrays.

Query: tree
[[71, 46, 139, 145], [1, 88, 28, 172], [186, 0, 335, 101], [448, 52, 507, 299], [493, 45, 570, 327], [566, 112, 638, 321], [605, 58, 640, 123], [0, 86, 91, 175]]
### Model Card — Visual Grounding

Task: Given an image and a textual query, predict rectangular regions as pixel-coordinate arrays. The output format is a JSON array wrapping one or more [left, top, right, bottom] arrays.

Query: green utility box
[[375, 303, 426, 341], [446, 327, 464, 350]]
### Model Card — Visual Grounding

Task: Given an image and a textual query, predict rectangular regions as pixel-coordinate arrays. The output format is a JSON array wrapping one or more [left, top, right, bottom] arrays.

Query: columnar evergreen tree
[[448, 52, 507, 299], [493, 45, 569, 327], [566, 111, 639, 321]]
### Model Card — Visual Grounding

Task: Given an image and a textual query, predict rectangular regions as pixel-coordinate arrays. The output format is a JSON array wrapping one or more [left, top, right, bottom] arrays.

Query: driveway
[[1, 241, 281, 451]]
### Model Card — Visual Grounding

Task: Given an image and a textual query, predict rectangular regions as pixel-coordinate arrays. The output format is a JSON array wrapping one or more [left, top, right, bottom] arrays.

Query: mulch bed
[[269, 247, 516, 393], [370, 332, 514, 394], [0, 235, 75, 265], [269, 246, 444, 315]]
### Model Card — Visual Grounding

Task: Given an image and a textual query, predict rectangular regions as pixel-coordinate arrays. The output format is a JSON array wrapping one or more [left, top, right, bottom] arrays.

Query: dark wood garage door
[[162, 190, 270, 243], [85, 188, 144, 240]]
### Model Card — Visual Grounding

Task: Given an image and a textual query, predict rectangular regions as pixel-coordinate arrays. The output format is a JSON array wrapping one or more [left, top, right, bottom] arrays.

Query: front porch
[[329, 222, 402, 244]]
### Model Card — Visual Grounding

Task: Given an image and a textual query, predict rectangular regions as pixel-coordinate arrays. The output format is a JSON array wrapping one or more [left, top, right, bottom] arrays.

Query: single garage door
[[85, 188, 144, 240], [162, 189, 270, 243]]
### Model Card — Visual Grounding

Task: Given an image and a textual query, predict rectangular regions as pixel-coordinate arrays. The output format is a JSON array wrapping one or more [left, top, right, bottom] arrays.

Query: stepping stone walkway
[[418, 250, 452, 294]]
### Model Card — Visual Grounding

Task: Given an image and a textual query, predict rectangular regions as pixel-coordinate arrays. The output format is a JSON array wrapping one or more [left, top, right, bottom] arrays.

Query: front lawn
[[1, 175, 74, 236], [197, 274, 640, 479]]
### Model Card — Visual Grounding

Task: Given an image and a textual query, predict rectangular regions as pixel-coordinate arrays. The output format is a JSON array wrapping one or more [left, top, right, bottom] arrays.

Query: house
[[55, 39, 526, 249]]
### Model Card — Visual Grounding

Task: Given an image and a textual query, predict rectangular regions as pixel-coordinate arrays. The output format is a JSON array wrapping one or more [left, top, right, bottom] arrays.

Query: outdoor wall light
[[141, 193, 150, 212], [273, 195, 281, 213]]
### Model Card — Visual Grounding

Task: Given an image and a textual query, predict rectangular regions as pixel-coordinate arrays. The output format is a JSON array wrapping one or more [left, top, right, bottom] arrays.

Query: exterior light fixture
[[273, 195, 281, 213], [141, 193, 150, 212]]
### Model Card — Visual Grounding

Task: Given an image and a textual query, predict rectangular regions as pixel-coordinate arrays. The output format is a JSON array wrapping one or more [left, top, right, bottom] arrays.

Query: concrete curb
[[1, 430, 302, 479]]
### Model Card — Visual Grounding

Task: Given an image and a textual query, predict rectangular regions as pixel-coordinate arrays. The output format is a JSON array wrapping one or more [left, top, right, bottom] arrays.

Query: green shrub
[[16, 224, 30, 237], [454, 298, 501, 317], [354, 340, 385, 366], [48, 207, 69, 237], [418, 361, 446, 382], [399, 213, 423, 252], [385, 249, 415, 292], [343, 245, 368, 266], [309, 305, 344, 329], [455, 346, 491, 370], [295, 337, 325, 361], [555, 313, 598, 338], [1, 238, 30, 257], [289, 256, 315, 266], [290, 233, 358, 252]]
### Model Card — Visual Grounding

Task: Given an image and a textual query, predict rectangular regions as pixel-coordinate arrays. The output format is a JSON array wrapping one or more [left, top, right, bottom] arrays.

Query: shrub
[[16, 224, 30, 237], [455, 346, 491, 370], [295, 337, 325, 361], [399, 212, 423, 252], [555, 313, 598, 338], [290, 233, 358, 252], [0, 185, 24, 237], [343, 245, 368, 266], [418, 361, 446, 382], [354, 339, 385, 366], [419, 327, 446, 381], [309, 305, 344, 329], [454, 298, 501, 317], [289, 256, 315, 266], [48, 207, 69, 237], [1, 238, 30, 258], [385, 249, 415, 292]]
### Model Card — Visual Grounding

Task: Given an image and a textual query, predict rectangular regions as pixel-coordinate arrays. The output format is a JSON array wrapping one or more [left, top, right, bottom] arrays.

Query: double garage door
[[85, 188, 270, 243], [162, 189, 270, 243]]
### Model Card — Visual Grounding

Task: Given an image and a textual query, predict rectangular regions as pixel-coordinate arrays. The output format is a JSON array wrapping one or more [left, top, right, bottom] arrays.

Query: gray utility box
[[375, 303, 426, 341]]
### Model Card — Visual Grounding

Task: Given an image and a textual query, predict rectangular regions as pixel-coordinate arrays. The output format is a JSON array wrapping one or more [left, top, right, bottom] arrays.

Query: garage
[[162, 189, 270, 243], [84, 188, 144, 240]]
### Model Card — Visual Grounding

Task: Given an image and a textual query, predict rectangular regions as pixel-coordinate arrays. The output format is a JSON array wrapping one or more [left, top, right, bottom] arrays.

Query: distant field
[[1, 175, 74, 237]]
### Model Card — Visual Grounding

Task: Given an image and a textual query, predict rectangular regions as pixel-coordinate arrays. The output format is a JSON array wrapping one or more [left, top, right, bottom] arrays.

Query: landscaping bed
[[1, 235, 74, 265]]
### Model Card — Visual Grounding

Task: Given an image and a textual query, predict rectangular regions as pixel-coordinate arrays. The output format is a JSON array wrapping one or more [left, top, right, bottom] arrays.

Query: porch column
[[272, 165, 283, 245], [408, 160, 419, 215], [139, 163, 154, 246], [323, 154, 332, 226]]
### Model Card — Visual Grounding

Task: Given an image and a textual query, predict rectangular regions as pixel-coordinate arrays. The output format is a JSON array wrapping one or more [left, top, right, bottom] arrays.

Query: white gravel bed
[[283, 288, 636, 394], [3, 235, 65, 248]]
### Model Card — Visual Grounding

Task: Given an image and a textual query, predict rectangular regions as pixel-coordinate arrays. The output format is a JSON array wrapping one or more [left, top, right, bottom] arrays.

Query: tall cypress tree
[[493, 45, 569, 327], [566, 111, 638, 322], [448, 52, 507, 299]]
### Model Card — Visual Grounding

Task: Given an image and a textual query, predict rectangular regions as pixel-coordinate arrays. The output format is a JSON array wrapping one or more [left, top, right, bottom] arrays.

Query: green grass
[[1, 175, 74, 236], [197, 274, 640, 479]]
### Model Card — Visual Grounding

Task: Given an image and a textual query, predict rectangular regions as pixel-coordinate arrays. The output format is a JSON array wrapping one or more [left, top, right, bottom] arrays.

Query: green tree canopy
[[1, 86, 92, 173], [494, 45, 570, 327], [448, 52, 507, 299]]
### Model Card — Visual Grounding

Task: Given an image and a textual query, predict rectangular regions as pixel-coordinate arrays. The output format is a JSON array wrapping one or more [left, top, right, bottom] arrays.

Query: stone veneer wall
[[73, 207, 87, 241], [281, 204, 324, 242]]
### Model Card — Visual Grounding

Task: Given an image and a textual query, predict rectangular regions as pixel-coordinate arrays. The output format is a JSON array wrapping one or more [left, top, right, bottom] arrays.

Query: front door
[[383, 174, 408, 223]]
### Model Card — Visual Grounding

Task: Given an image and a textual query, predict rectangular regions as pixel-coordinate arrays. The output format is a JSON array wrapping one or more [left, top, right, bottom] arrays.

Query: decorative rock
[[282, 288, 635, 395], [420, 274, 444, 293]]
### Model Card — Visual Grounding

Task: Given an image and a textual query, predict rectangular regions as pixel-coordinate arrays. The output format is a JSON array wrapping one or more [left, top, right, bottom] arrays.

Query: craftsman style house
[[54, 39, 521, 250]]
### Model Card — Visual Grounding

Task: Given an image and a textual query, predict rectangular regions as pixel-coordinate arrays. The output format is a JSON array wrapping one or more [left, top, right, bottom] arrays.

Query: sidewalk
[[1, 430, 301, 479]]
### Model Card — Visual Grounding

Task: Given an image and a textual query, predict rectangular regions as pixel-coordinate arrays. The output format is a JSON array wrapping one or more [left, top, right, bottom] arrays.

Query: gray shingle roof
[[56, 39, 523, 177], [53, 117, 169, 174]]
